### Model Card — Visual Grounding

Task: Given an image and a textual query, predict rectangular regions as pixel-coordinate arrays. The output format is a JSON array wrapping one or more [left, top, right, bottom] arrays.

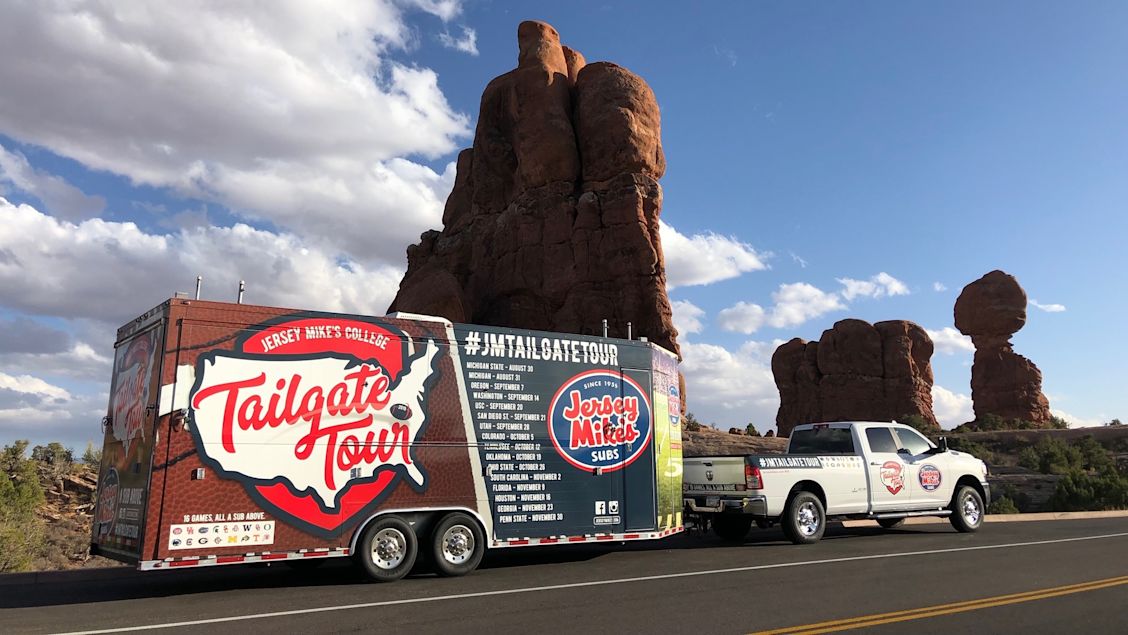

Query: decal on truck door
[[918, 464, 942, 491], [187, 315, 441, 537], [880, 460, 905, 495]]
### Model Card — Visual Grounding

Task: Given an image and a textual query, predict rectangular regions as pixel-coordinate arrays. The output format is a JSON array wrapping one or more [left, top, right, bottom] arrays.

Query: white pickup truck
[[683, 421, 990, 544]]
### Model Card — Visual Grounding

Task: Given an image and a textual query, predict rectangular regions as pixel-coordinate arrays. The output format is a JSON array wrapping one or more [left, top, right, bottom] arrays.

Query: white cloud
[[768, 282, 846, 328], [439, 26, 479, 55], [660, 221, 768, 288], [926, 327, 975, 355], [670, 300, 706, 336], [0, 1, 471, 266], [933, 282, 947, 292], [931, 385, 974, 430], [678, 340, 779, 429], [1030, 299, 1066, 313], [718, 282, 847, 335], [789, 252, 808, 268], [0, 371, 72, 403], [837, 272, 910, 301], [1051, 409, 1104, 428], [0, 144, 105, 220], [716, 302, 766, 335], [0, 198, 404, 324]]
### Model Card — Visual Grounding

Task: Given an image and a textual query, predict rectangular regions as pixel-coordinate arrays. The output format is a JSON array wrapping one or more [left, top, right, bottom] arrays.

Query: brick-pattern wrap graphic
[[141, 301, 479, 561]]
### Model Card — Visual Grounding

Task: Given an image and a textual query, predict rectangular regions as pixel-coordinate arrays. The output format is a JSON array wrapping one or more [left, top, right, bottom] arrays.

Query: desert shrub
[[683, 412, 701, 432], [0, 440, 46, 572], [946, 437, 997, 465], [1048, 415, 1070, 430], [897, 414, 935, 434], [745, 423, 760, 437], [988, 496, 1020, 514], [1049, 466, 1128, 511], [81, 443, 103, 468]]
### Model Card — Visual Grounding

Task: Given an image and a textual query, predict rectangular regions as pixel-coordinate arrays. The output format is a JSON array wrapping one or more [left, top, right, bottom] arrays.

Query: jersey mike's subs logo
[[187, 315, 440, 537], [548, 370, 652, 473]]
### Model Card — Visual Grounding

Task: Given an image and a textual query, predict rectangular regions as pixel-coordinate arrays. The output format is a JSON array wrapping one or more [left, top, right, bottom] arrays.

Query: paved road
[[2, 518, 1126, 634]]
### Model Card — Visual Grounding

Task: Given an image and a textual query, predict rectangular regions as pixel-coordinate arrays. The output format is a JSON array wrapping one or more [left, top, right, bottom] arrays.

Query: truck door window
[[865, 427, 898, 454], [894, 428, 932, 456]]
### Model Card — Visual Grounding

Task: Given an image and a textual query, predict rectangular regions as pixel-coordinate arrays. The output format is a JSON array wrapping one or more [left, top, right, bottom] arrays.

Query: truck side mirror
[[937, 436, 949, 452]]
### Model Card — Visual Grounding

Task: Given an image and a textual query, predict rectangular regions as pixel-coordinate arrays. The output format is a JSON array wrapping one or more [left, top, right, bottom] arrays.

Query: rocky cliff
[[955, 270, 1052, 426], [772, 319, 939, 436], [389, 21, 679, 356]]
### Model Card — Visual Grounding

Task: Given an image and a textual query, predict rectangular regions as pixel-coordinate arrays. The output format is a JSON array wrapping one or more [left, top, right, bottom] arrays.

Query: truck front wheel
[[712, 515, 753, 541], [355, 515, 418, 582], [431, 512, 485, 577], [782, 491, 825, 544], [949, 485, 984, 533]]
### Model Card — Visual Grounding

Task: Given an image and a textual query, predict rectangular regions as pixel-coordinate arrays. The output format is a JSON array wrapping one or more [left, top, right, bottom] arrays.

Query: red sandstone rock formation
[[389, 21, 678, 356], [772, 319, 938, 437], [954, 270, 1052, 426]]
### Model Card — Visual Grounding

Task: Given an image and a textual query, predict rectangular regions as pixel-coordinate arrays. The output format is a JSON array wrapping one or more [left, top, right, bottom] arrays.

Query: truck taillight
[[745, 463, 762, 490]]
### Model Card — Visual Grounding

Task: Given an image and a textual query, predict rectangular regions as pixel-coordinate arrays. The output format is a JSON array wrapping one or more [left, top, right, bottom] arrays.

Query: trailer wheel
[[712, 515, 753, 541], [431, 512, 485, 577], [355, 515, 417, 582], [782, 491, 825, 544], [877, 518, 905, 529], [949, 486, 984, 533]]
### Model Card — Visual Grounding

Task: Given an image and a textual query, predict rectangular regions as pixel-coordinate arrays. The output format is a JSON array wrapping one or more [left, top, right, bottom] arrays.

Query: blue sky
[[1, 1, 1125, 450]]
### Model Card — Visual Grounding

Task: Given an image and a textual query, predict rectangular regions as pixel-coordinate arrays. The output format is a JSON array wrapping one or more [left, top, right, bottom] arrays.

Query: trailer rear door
[[91, 310, 167, 563]]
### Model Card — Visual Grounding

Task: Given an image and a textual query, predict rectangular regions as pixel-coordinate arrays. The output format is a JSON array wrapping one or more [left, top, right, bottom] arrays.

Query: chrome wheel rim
[[962, 493, 981, 526], [370, 527, 407, 570], [797, 501, 821, 536], [441, 525, 475, 565]]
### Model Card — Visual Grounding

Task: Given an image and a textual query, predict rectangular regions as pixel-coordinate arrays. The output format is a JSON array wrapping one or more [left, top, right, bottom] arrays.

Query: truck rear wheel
[[782, 491, 825, 544], [712, 515, 753, 541], [949, 485, 984, 533], [355, 515, 417, 582], [430, 512, 485, 577]]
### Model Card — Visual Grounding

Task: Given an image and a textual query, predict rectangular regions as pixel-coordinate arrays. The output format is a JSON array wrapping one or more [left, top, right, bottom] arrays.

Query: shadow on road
[[0, 523, 944, 610]]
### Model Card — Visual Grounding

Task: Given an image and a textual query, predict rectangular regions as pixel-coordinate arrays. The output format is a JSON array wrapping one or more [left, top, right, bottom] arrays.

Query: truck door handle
[[869, 462, 881, 466]]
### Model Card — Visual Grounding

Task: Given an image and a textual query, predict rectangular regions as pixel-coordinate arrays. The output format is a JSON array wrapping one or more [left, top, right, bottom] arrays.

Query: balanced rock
[[772, 319, 938, 437], [389, 21, 678, 356], [954, 270, 1052, 426]]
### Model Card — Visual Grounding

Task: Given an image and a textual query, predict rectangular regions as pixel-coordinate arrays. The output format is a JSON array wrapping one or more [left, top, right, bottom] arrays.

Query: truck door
[[862, 426, 912, 511], [619, 368, 656, 532], [893, 427, 948, 509]]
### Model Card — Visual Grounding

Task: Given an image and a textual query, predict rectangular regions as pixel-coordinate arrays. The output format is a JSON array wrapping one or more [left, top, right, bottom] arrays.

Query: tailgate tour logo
[[188, 314, 440, 536], [548, 370, 652, 473]]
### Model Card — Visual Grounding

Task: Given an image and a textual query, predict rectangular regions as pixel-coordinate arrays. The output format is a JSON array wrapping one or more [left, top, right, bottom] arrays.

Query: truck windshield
[[789, 427, 855, 455]]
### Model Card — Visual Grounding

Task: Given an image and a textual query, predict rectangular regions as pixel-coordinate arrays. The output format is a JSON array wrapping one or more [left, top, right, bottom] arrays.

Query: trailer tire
[[354, 515, 417, 582], [430, 512, 485, 577], [949, 486, 984, 533], [712, 515, 753, 541], [782, 491, 825, 544], [877, 518, 905, 529]]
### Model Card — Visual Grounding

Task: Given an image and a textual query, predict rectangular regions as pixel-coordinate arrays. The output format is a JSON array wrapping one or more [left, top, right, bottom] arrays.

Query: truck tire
[[712, 515, 753, 541], [354, 515, 418, 582], [877, 518, 905, 530], [949, 485, 984, 533], [782, 491, 825, 544], [430, 512, 485, 577]]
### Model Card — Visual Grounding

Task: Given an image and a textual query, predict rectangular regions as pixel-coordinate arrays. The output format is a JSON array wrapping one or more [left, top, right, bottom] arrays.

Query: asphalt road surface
[[2, 518, 1126, 634]]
